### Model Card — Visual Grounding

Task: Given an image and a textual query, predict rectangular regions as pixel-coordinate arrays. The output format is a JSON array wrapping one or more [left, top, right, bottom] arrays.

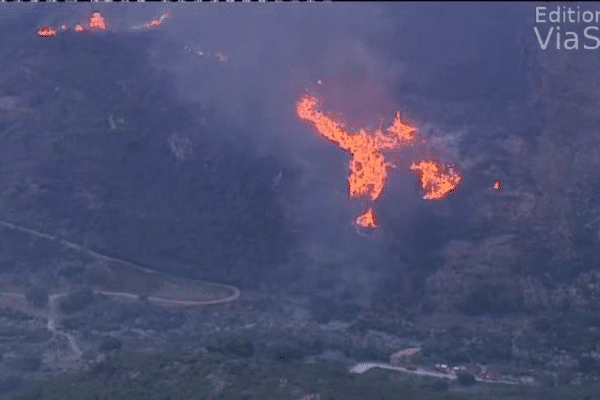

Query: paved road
[[350, 362, 536, 386], [48, 293, 82, 360]]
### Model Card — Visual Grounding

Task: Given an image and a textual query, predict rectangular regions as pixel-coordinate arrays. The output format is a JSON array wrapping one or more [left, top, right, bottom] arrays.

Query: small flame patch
[[37, 12, 106, 37], [355, 208, 378, 229], [493, 180, 502, 192], [37, 26, 57, 38], [410, 160, 461, 200], [89, 12, 106, 30]]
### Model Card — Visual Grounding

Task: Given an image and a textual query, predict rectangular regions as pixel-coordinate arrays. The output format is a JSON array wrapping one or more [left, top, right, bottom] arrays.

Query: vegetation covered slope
[[0, 11, 295, 288]]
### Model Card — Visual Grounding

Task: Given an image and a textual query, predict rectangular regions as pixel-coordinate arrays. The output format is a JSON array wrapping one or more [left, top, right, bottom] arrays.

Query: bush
[[59, 317, 84, 330], [205, 334, 253, 358], [270, 343, 304, 363], [578, 356, 600, 374], [12, 385, 43, 400], [0, 376, 22, 395], [420, 380, 449, 392], [24, 329, 52, 343], [99, 337, 122, 353], [58, 287, 94, 314], [456, 371, 477, 386], [57, 262, 84, 279], [308, 295, 357, 324], [224, 336, 254, 358], [457, 285, 524, 316], [8, 355, 42, 372], [25, 286, 49, 308]]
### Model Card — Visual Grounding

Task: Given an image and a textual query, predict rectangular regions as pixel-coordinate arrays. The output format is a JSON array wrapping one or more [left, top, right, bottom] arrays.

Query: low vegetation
[[7, 348, 559, 400]]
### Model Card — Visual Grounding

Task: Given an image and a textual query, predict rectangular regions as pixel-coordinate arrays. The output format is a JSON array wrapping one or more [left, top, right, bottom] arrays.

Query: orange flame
[[37, 26, 57, 37], [89, 12, 106, 30], [297, 93, 462, 228], [410, 160, 461, 200], [39, 12, 106, 38], [297, 94, 415, 201], [355, 208, 378, 229]]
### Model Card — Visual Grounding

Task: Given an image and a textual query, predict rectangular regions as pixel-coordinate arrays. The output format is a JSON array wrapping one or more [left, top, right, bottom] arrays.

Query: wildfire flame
[[37, 26, 57, 38], [297, 93, 462, 229], [297, 94, 415, 202], [37, 12, 106, 37], [89, 12, 106, 30], [297, 94, 419, 229], [493, 180, 502, 192], [356, 208, 378, 229], [409, 160, 461, 200], [37, 11, 170, 38]]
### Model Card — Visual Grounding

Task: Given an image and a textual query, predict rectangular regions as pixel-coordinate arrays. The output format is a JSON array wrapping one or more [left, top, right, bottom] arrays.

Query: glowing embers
[[37, 26, 57, 38], [130, 13, 169, 30], [184, 46, 230, 65], [37, 11, 106, 37], [410, 160, 461, 200]]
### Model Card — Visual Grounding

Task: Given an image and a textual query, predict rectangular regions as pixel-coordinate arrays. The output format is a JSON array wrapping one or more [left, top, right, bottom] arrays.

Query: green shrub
[[456, 285, 524, 316]]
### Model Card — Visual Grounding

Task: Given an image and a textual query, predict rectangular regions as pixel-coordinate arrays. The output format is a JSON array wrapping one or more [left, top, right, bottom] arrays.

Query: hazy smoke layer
[[3, 4, 529, 301]]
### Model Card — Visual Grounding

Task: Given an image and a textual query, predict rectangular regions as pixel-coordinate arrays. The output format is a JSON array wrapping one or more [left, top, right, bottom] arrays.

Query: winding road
[[0, 219, 242, 360]]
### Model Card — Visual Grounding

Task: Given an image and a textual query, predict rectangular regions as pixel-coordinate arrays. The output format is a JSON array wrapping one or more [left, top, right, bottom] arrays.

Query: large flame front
[[297, 95, 415, 202], [297, 93, 462, 229]]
